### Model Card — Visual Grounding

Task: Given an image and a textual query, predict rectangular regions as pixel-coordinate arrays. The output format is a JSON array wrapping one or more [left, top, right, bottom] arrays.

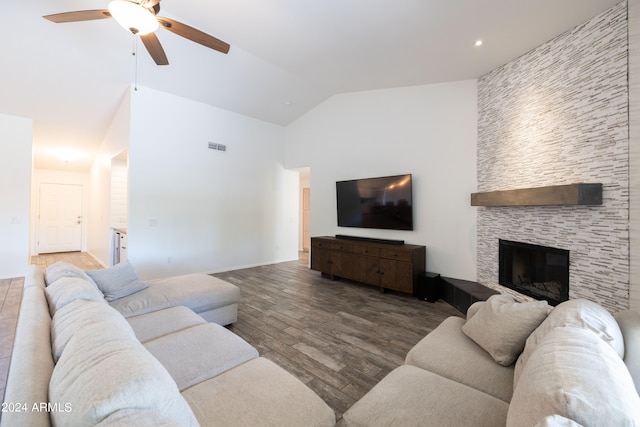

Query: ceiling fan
[[43, 0, 230, 65]]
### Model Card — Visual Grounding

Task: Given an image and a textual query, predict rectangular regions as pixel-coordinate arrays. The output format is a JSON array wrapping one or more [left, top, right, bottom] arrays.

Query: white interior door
[[38, 183, 83, 254]]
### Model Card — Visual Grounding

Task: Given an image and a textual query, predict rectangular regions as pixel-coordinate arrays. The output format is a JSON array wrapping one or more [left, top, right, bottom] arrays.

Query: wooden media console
[[310, 236, 426, 294]]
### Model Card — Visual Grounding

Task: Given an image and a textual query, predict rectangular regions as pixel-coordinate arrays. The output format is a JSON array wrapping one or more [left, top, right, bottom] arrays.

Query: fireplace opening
[[498, 239, 569, 306]]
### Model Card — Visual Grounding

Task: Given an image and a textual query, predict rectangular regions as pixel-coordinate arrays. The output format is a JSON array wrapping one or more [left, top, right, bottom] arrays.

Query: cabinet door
[[333, 251, 356, 279], [311, 248, 332, 274], [393, 261, 414, 293], [364, 257, 381, 286], [379, 259, 413, 293]]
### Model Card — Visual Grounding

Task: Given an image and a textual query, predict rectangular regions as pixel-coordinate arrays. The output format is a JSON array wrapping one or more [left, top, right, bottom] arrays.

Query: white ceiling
[[0, 0, 621, 172]]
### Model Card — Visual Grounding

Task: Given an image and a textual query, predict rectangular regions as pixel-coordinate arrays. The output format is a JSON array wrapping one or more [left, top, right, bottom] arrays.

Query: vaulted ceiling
[[0, 0, 621, 171]]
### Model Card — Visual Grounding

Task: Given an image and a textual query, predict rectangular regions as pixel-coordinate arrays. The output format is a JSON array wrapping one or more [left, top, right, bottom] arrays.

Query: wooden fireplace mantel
[[470, 183, 603, 207]]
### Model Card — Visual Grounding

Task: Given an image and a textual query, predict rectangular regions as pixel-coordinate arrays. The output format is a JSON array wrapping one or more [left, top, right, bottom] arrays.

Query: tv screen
[[336, 174, 413, 231]]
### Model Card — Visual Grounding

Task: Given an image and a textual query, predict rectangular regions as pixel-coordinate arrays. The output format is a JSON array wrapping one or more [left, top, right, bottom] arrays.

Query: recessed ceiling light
[[475, 40, 483, 47], [51, 147, 84, 163]]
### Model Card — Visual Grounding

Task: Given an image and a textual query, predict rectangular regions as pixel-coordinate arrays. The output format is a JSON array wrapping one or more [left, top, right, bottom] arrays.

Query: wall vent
[[208, 142, 227, 152]]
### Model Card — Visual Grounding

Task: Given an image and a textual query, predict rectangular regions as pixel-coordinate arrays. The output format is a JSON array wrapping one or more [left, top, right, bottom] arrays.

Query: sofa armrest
[[614, 309, 640, 394]]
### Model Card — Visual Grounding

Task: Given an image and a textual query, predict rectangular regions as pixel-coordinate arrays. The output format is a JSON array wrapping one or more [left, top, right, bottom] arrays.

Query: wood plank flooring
[[4, 252, 462, 421], [214, 256, 462, 419]]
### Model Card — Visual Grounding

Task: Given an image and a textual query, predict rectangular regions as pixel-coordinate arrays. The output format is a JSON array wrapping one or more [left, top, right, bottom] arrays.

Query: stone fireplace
[[476, 3, 630, 312]]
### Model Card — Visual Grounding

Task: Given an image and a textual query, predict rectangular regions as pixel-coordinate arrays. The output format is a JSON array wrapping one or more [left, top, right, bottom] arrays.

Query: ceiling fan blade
[[43, 10, 111, 23], [157, 17, 230, 54], [141, 32, 169, 65]]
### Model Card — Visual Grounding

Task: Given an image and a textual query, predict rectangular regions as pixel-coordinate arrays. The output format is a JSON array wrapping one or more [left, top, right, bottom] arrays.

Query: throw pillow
[[461, 294, 549, 366], [44, 276, 107, 316], [514, 298, 625, 388], [466, 300, 484, 320], [507, 326, 640, 427], [87, 260, 148, 302]]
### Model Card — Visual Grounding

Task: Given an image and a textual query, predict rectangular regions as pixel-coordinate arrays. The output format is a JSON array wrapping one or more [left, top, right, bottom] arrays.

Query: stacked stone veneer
[[477, 2, 629, 312]]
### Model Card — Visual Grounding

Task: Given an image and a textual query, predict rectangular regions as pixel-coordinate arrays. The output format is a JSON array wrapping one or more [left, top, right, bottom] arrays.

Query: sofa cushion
[[341, 364, 509, 427], [45, 261, 94, 286], [109, 273, 240, 317], [49, 318, 199, 426], [44, 276, 106, 315], [51, 299, 137, 362], [507, 326, 640, 427], [614, 309, 640, 394], [182, 357, 335, 427], [126, 305, 207, 343], [405, 316, 514, 402], [143, 323, 259, 391], [514, 298, 624, 387], [461, 294, 549, 366], [534, 415, 584, 427], [87, 260, 149, 302]]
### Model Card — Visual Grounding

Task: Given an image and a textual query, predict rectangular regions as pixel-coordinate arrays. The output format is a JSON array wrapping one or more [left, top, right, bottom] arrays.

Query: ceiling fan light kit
[[107, 0, 158, 35], [43, 0, 230, 66]]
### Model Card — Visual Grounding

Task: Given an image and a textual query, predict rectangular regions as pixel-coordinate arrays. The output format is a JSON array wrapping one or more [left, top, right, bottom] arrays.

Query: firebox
[[498, 239, 569, 306]]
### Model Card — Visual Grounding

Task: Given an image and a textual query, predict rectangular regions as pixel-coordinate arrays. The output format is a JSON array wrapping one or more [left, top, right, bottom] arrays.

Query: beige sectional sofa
[[341, 294, 640, 427], [6, 259, 640, 427], [2, 263, 335, 427]]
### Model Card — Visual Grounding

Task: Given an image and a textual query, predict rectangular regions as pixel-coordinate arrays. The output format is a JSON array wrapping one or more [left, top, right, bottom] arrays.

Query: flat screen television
[[336, 174, 413, 231]]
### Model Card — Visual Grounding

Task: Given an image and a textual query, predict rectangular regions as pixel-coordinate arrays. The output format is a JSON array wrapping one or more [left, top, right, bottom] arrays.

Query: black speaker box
[[416, 272, 441, 303]]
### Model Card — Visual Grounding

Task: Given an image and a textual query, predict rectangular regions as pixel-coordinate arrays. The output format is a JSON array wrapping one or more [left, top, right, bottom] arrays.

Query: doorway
[[297, 167, 311, 258], [37, 183, 83, 254]]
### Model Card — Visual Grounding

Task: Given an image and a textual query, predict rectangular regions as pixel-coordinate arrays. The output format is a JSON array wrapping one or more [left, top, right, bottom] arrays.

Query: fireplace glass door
[[498, 239, 569, 306]]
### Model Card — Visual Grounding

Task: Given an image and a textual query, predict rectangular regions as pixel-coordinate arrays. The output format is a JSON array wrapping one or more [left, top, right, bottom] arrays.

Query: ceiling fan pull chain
[[132, 34, 138, 91]]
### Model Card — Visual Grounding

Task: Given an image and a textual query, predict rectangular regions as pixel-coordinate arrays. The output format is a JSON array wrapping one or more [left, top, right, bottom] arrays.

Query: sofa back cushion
[[614, 309, 640, 394], [49, 317, 199, 426], [51, 299, 137, 363], [514, 298, 624, 387], [44, 261, 95, 286], [44, 276, 106, 316], [507, 326, 640, 427]]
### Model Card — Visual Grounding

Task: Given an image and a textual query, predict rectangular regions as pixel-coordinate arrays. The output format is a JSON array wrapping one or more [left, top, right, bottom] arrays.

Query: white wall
[[0, 113, 32, 278], [88, 89, 131, 266], [30, 169, 90, 255], [285, 80, 478, 280], [127, 86, 298, 279], [110, 155, 128, 229]]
